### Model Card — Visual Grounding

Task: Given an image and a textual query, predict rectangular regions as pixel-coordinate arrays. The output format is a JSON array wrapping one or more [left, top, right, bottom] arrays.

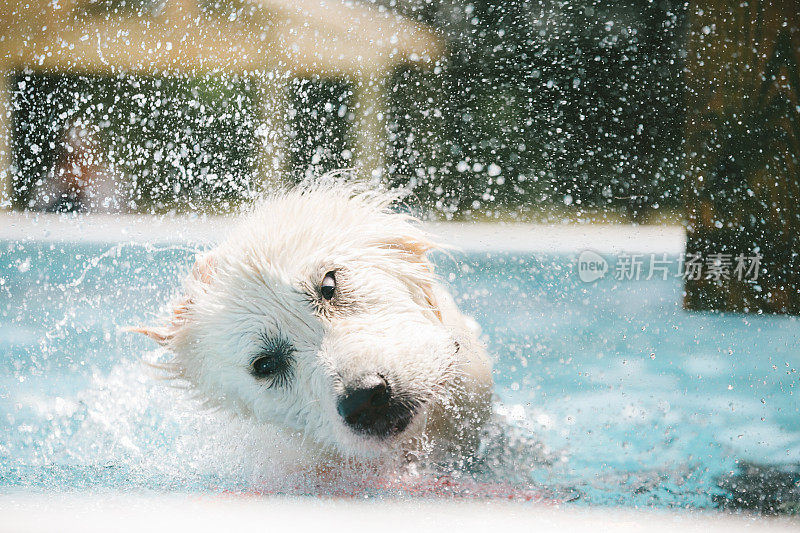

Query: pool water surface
[[1, 240, 798, 511]]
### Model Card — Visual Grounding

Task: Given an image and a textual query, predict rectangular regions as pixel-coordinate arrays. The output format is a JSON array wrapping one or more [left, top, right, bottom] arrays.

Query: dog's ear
[[127, 252, 216, 345], [382, 233, 444, 323], [384, 233, 436, 260]]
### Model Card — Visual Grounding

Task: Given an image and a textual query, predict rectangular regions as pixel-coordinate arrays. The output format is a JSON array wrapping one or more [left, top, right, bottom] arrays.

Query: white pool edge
[[0, 493, 798, 533], [0, 212, 686, 254]]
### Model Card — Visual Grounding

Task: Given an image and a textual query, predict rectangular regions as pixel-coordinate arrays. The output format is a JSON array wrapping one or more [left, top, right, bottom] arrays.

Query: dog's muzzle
[[337, 374, 414, 439]]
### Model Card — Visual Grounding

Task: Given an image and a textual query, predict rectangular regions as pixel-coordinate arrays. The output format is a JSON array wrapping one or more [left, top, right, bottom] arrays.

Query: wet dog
[[133, 181, 492, 467]]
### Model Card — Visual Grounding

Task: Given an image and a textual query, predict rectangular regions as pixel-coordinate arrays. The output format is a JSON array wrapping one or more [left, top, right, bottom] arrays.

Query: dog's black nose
[[337, 374, 413, 438]]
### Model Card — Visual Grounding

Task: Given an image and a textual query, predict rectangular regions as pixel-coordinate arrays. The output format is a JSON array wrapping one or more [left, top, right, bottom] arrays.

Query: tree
[[683, 0, 800, 313]]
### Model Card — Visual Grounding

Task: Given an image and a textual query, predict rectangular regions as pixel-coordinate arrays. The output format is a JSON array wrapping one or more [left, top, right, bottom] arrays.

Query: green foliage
[[385, 0, 687, 219], [287, 78, 354, 181], [12, 72, 257, 213]]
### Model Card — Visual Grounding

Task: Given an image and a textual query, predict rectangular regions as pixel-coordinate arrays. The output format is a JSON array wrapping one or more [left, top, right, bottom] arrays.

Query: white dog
[[133, 181, 493, 469]]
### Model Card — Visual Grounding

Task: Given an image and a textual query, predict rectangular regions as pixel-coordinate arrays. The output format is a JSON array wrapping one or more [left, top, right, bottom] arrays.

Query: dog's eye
[[251, 355, 281, 378], [250, 337, 294, 386], [321, 271, 336, 300]]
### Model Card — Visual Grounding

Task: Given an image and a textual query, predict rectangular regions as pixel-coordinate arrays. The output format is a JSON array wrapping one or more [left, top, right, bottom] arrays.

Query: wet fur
[[132, 179, 493, 466]]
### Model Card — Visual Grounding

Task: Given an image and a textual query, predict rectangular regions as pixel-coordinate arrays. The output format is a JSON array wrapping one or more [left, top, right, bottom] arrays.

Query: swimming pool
[[1, 228, 798, 513]]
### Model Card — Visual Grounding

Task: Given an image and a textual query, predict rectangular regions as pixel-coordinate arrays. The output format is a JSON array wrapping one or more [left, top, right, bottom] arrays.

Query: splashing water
[[1, 241, 799, 509]]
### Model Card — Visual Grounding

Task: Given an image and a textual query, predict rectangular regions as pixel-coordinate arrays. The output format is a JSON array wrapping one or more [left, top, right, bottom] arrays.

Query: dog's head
[[133, 183, 491, 458]]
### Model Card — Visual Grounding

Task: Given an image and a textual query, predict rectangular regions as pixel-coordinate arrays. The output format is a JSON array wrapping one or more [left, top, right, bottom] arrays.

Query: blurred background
[[0, 0, 796, 225], [0, 0, 689, 221]]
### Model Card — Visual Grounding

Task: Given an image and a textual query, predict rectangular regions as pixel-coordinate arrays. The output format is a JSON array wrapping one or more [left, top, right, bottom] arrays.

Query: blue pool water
[[1, 240, 798, 510]]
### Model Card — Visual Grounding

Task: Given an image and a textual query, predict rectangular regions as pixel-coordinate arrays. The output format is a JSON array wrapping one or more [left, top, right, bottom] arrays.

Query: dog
[[133, 180, 493, 469]]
